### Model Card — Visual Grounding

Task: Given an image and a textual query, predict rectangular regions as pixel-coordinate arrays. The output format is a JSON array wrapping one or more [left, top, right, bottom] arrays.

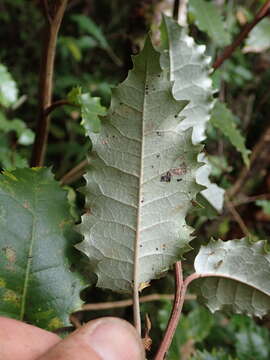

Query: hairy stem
[[213, 0, 270, 70], [31, 0, 68, 167]]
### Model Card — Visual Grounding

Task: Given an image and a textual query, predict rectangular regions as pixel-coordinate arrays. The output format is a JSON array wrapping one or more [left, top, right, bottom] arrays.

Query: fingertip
[[85, 317, 145, 360], [39, 317, 145, 360], [0, 316, 60, 360]]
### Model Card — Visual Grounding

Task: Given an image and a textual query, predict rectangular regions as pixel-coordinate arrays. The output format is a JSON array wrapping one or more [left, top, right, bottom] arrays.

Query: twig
[[60, 159, 89, 185], [155, 262, 183, 360], [225, 197, 250, 237], [213, 0, 270, 70], [155, 271, 237, 359], [233, 193, 270, 207], [42, 0, 52, 24], [44, 99, 76, 117], [173, 0, 180, 21], [82, 293, 196, 311], [228, 126, 270, 199], [31, 0, 68, 167]]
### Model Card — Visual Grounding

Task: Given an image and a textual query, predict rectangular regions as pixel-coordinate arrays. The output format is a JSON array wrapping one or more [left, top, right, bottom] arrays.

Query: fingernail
[[87, 318, 145, 360]]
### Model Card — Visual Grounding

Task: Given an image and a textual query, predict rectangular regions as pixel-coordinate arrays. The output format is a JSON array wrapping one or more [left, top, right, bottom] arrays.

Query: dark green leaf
[[0, 168, 84, 330]]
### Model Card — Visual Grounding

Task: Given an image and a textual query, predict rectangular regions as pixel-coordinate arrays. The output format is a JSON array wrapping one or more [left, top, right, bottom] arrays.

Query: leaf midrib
[[20, 180, 36, 320], [196, 273, 270, 297], [133, 62, 148, 293]]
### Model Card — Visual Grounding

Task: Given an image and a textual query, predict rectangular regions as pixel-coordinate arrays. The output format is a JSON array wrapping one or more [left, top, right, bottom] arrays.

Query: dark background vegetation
[[1, 0, 270, 359]]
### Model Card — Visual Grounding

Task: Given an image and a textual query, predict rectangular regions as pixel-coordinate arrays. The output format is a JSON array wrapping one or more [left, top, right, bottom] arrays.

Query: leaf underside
[[160, 15, 213, 145], [193, 238, 270, 317], [0, 168, 84, 330], [160, 16, 224, 212], [77, 37, 203, 294]]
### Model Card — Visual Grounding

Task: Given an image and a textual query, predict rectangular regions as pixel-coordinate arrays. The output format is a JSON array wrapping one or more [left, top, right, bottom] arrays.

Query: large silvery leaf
[[77, 37, 202, 294], [160, 16, 224, 211], [193, 238, 270, 318], [0, 168, 84, 330], [160, 15, 213, 144], [189, 0, 231, 47]]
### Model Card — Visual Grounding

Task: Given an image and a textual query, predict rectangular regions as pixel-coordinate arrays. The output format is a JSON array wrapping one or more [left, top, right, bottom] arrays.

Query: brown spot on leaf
[[171, 163, 187, 176], [214, 260, 223, 269], [101, 139, 109, 145], [160, 171, 171, 182], [3, 289, 20, 307]]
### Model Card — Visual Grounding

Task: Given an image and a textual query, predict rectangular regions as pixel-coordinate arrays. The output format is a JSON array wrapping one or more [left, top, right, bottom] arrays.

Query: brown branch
[[60, 159, 89, 185], [213, 0, 270, 70], [31, 0, 68, 167], [155, 262, 183, 360], [233, 193, 270, 207], [82, 293, 195, 311], [42, 0, 52, 24], [155, 270, 235, 359], [225, 197, 250, 237], [228, 126, 270, 199]]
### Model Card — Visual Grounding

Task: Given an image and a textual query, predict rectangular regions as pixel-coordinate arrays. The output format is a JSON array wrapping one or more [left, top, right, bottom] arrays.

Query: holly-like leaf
[[68, 87, 106, 133], [77, 37, 203, 294], [189, 0, 231, 47], [193, 238, 270, 318], [160, 15, 213, 144], [211, 101, 250, 166], [160, 16, 224, 212], [0, 64, 18, 107], [0, 168, 84, 330]]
